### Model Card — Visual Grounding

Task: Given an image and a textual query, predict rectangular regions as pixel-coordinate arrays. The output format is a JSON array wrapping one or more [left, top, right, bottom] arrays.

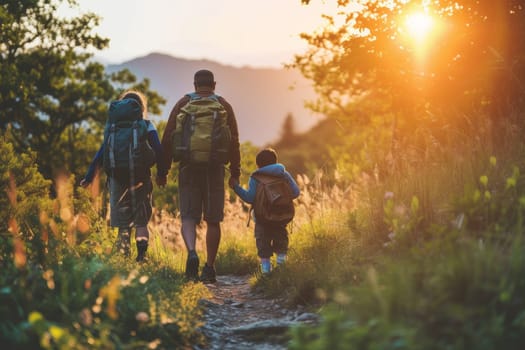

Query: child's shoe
[[261, 259, 272, 274], [276, 253, 287, 265]]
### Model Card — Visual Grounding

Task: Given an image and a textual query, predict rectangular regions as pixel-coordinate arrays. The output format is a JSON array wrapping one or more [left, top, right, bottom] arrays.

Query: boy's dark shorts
[[109, 177, 153, 228], [254, 222, 289, 258], [178, 163, 225, 223]]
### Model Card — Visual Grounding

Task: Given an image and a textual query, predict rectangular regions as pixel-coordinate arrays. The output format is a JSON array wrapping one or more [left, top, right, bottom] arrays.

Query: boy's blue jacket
[[234, 163, 300, 204]]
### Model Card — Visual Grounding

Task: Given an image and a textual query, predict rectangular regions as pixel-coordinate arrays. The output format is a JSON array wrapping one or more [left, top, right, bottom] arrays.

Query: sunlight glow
[[405, 12, 434, 42]]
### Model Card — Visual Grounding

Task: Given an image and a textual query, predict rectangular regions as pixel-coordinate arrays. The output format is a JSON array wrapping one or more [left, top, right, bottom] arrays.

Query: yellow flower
[[480, 175, 488, 187], [506, 177, 516, 189], [28, 311, 44, 324], [49, 325, 65, 340]]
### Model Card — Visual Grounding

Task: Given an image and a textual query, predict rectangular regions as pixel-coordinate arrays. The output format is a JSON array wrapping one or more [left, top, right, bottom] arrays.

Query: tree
[[298, 0, 525, 115], [297, 0, 525, 175], [277, 113, 297, 147], [0, 0, 166, 179]]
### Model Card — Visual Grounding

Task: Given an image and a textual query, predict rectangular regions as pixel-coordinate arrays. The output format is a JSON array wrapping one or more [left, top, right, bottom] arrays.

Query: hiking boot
[[136, 240, 148, 262], [185, 251, 199, 281], [200, 264, 217, 284]]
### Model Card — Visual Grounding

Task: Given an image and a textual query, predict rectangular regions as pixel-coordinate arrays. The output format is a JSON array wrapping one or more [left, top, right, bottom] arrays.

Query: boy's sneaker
[[261, 259, 272, 274], [185, 251, 199, 281], [200, 264, 217, 284]]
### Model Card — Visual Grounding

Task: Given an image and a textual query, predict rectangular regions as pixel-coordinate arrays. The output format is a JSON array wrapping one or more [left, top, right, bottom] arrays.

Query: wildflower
[[506, 177, 516, 189], [79, 308, 93, 326], [136, 312, 150, 323], [480, 175, 488, 187]]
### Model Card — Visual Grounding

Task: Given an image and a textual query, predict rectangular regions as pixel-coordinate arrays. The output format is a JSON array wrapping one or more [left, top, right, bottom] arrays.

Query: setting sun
[[405, 12, 434, 42]]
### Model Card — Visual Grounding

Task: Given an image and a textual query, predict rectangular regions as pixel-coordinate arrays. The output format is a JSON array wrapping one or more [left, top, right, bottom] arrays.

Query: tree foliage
[[0, 0, 166, 179], [298, 0, 525, 115], [295, 0, 525, 177], [276, 113, 298, 148]]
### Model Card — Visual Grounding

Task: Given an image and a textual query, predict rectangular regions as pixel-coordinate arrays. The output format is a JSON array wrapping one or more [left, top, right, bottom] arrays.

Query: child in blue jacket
[[232, 148, 300, 274]]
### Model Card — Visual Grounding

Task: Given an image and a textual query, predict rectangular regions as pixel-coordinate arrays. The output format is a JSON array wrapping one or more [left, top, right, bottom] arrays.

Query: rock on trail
[[195, 275, 319, 350]]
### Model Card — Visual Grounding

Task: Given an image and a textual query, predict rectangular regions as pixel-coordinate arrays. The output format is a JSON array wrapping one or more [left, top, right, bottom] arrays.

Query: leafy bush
[[289, 235, 525, 350], [1, 137, 51, 263], [0, 248, 209, 349]]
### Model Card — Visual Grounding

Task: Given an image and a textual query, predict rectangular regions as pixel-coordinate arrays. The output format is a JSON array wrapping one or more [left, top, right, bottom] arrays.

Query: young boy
[[232, 148, 300, 274]]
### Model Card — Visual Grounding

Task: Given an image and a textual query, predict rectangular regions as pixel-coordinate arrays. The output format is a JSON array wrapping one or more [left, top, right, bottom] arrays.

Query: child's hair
[[256, 148, 278, 168], [119, 90, 148, 117]]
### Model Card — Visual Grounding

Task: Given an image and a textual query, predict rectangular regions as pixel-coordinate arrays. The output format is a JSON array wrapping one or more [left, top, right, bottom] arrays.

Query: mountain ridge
[[106, 52, 321, 145]]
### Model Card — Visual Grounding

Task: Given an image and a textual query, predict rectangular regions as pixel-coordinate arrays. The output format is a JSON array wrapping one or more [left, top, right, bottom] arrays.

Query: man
[[159, 69, 241, 283]]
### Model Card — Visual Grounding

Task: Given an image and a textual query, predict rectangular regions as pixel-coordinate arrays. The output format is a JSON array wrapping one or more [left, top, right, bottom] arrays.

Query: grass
[[3, 105, 525, 349], [278, 109, 525, 349], [0, 220, 213, 349]]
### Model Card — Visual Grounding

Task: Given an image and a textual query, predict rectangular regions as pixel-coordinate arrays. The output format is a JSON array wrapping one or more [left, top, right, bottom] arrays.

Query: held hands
[[228, 176, 239, 189]]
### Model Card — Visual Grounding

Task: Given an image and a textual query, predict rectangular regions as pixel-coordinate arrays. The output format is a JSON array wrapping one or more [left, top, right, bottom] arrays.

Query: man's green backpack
[[102, 98, 156, 177], [171, 93, 231, 164]]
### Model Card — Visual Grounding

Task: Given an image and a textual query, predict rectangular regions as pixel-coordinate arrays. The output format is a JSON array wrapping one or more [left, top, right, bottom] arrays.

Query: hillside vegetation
[[2, 0, 525, 349]]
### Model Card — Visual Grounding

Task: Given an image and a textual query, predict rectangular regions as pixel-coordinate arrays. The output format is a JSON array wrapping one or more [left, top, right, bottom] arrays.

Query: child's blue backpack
[[102, 99, 155, 177]]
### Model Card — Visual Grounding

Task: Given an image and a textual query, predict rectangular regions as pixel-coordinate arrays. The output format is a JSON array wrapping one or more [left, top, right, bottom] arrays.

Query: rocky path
[[195, 275, 318, 350]]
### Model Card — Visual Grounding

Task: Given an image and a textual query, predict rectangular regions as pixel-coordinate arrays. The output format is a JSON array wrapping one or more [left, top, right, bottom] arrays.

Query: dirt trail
[[195, 275, 318, 350]]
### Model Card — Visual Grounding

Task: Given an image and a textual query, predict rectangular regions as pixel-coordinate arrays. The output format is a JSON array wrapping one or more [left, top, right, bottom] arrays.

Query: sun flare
[[405, 12, 434, 42]]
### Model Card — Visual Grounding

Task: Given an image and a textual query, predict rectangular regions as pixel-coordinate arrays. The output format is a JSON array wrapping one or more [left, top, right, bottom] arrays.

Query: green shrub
[[0, 244, 209, 349], [1, 138, 51, 265], [289, 235, 525, 350]]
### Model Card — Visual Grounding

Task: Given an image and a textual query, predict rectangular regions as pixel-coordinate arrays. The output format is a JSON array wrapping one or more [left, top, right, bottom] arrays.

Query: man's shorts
[[178, 163, 225, 223], [109, 177, 153, 228]]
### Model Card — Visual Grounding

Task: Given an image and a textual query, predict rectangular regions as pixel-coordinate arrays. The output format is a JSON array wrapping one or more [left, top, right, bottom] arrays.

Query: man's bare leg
[[205, 222, 221, 267]]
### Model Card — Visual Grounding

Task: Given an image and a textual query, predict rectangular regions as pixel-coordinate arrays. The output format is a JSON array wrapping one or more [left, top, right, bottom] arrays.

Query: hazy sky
[[60, 0, 335, 68]]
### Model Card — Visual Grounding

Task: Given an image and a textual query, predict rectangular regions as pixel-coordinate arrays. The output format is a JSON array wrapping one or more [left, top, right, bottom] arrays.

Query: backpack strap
[[132, 121, 139, 151], [129, 121, 139, 219], [108, 123, 117, 170]]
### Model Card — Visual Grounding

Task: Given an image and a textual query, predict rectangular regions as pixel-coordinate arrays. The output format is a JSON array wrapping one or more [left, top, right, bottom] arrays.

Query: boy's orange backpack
[[251, 173, 295, 225]]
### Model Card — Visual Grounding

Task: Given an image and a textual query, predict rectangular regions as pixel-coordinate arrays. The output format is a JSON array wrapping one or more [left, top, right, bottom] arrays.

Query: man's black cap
[[194, 69, 215, 86]]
